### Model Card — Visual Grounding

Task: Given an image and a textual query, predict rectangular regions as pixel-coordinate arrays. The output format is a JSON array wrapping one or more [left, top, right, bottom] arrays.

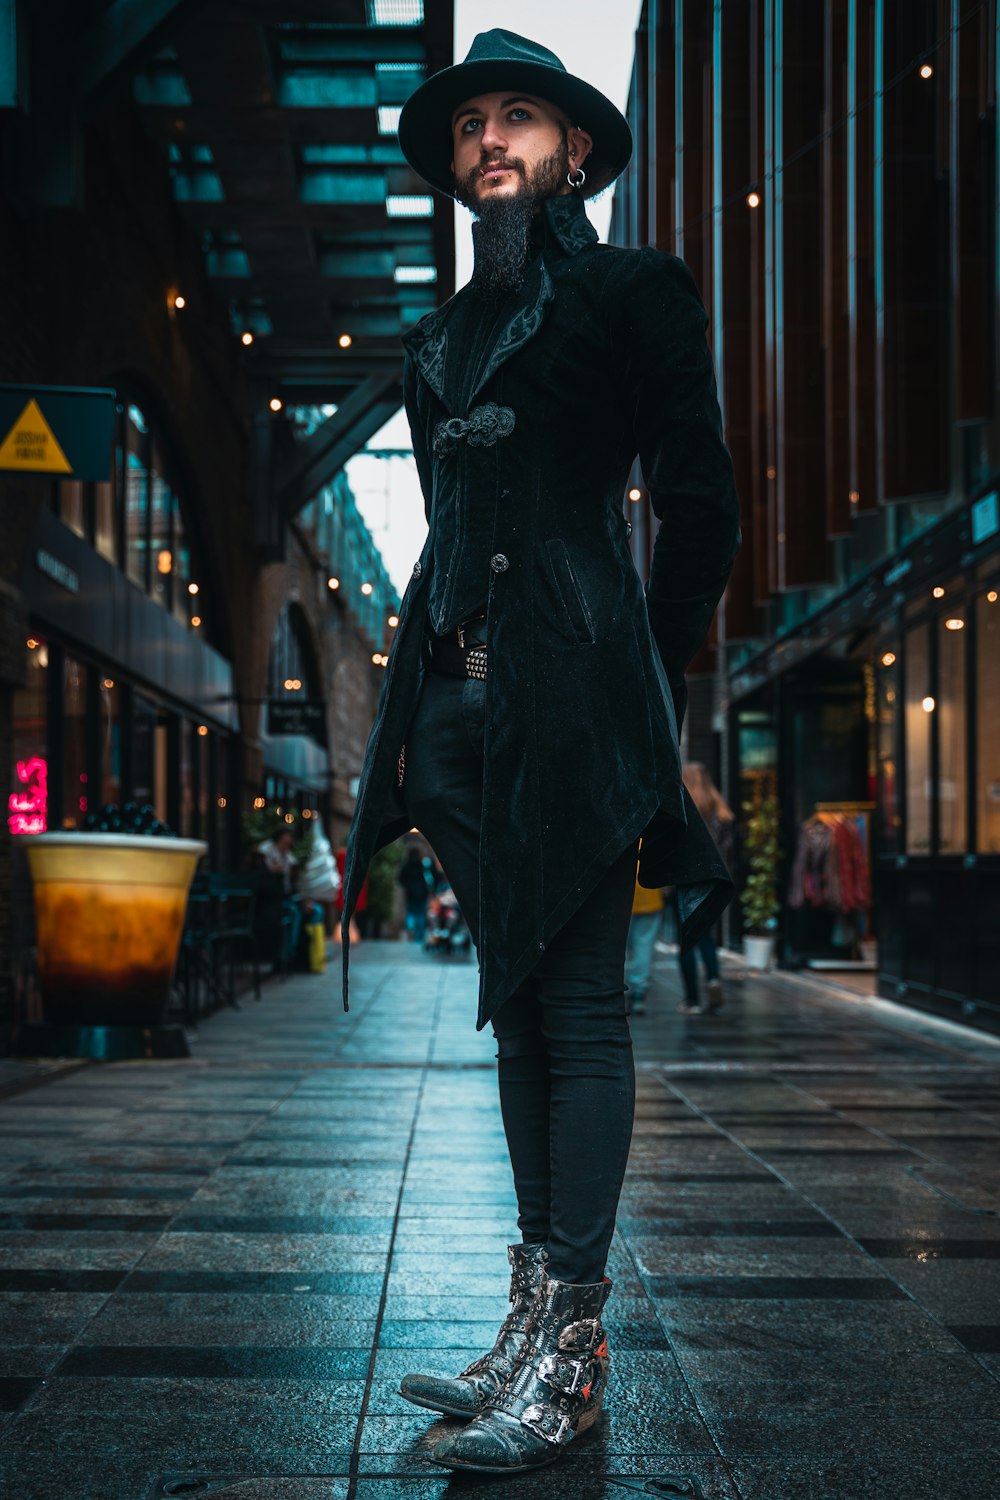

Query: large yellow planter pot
[[22, 833, 207, 1057]]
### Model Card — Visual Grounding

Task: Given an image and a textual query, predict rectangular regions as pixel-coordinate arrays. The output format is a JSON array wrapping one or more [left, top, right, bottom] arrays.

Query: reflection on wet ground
[[1, 941, 998, 1499]]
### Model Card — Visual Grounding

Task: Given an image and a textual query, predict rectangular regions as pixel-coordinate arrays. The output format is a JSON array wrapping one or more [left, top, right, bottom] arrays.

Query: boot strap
[[537, 1352, 590, 1396], [520, 1403, 573, 1446]]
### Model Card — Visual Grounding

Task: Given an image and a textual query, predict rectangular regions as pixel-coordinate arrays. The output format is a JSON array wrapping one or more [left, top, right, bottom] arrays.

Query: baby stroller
[[424, 886, 472, 956]]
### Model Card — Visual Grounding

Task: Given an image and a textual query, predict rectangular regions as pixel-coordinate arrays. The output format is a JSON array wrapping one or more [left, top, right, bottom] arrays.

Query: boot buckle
[[537, 1352, 587, 1396], [520, 1403, 572, 1445], [558, 1317, 602, 1353]]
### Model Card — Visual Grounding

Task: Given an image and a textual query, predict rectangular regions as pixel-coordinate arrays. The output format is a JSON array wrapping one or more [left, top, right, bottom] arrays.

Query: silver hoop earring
[[567, 168, 586, 189]]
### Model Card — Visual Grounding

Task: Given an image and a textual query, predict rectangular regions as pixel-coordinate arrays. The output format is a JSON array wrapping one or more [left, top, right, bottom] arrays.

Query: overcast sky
[[346, 2, 642, 597]]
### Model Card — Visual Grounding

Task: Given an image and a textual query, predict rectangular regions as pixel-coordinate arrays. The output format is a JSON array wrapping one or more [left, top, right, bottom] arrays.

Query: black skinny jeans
[[404, 666, 637, 1285]]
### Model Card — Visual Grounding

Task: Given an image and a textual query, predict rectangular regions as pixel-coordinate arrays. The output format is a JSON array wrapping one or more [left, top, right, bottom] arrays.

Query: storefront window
[[63, 656, 89, 830], [150, 438, 172, 612], [60, 481, 86, 538], [133, 695, 168, 822], [905, 624, 932, 854], [875, 643, 901, 852], [99, 675, 122, 807], [95, 475, 117, 563], [172, 495, 192, 625], [937, 611, 967, 853], [179, 718, 195, 836], [976, 587, 1000, 852], [125, 405, 149, 590], [9, 638, 49, 837]]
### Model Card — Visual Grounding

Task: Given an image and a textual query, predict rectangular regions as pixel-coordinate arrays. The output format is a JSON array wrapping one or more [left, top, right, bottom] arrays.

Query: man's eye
[[462, 119, 482, 133], [508, 109, 530, 121]]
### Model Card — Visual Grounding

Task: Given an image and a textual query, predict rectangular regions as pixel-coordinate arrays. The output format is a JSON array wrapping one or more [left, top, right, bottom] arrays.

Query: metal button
[[490, 553, 510, 573], [412, 560, 422, 578]]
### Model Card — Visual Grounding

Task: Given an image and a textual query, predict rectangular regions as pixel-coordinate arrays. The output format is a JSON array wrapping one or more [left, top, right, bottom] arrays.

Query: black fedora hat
[[398, 29, 633, 200]]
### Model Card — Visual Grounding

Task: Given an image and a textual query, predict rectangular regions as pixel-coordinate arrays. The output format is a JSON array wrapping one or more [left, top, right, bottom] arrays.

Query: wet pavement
[[1, 940, 999, 1500]]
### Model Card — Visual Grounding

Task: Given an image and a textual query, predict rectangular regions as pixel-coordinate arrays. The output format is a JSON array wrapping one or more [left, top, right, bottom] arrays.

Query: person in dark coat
[[340, 30, 741, 1474], [397, 844, 432, 942]]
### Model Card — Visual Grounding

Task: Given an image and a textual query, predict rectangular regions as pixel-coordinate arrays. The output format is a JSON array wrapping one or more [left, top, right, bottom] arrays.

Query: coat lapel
[[467, 259, 555, 405], [402, 301, 454, 405]]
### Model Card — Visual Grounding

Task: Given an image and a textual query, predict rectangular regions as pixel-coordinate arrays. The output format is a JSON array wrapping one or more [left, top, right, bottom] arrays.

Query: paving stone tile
[[0, 945, 997, 1498], [730, 1453, 1000, 1500], [0, 1451, 158, 1500]]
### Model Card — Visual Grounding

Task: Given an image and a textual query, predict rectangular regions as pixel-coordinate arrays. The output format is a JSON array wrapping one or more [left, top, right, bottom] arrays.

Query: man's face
[[450, 91, 573, 208], [276, 831, 294, 853]]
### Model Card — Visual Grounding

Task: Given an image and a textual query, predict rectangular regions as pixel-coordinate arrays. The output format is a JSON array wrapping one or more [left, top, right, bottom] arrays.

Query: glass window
[[977, 588, 1000, 852], [937, 612, 967, 853], [150, 438, 172, 612], [9, 638, 49, 838], [99, 675, 122, 807], [60, 481, 87, 539], [875, 643, 901, 852], [199, 726, 211, 841], [179, 719, 195, 837], [125, 405, 149, 589], [94, 476, 117, 563], [133, 696, 168, 823], [63, 656, 89, 830], [905, 624, 932, 854], [172, 495, 192, 624]]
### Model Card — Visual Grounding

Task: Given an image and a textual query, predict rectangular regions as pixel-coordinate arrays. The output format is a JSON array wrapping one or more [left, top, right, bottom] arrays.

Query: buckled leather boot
[[399, 1242, 547, 1419], [429, 1275, 612, 1473]]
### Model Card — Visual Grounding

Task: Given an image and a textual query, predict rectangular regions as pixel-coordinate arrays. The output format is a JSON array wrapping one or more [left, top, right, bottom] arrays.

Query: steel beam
[[275, 375, 402, 518], [76, 0, 208, 106]]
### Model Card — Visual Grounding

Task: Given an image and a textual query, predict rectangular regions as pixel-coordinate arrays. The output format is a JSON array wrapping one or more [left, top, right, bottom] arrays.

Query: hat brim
[[398, 59, 633, 200]]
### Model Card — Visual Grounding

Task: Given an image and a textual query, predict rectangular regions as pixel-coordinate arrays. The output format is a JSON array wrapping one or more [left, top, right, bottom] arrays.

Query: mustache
[[459, 157, 525, 193]]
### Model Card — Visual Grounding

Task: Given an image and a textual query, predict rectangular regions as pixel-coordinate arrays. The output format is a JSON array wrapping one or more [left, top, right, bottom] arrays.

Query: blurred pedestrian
[[676, 763, 737, 1014], [334, 846, 365, 945], [298, 820, 341, 936], [256, 828, 309, 970], [398, 845, 432, 942], [625, 874, 664, 1014]]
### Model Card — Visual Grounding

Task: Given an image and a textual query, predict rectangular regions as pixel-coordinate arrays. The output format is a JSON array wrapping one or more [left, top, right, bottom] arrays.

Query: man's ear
[[567, 125, 593, 169]]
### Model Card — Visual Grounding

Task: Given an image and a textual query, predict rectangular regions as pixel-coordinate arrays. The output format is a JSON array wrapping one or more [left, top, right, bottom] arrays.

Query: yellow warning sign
[[0, 398, 73, 474]]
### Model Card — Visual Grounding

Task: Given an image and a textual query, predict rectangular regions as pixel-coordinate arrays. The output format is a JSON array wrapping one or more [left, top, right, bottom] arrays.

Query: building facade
[[612, 0, 1000, 1034], [0, 1, 453, 1037]]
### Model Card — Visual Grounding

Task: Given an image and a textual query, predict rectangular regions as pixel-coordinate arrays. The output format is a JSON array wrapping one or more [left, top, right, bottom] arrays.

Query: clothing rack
[[798, 802, 876, 972]]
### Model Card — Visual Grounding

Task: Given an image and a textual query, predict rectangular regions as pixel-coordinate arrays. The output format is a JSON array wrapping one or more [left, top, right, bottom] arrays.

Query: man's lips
[[481, 164, 515, 180]]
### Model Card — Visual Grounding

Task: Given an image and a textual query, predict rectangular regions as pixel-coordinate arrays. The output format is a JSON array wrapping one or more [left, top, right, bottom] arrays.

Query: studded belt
[[429, 614, 488, 680]]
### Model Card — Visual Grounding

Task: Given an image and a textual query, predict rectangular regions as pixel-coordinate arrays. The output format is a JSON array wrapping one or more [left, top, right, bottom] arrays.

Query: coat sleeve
[[613, 248, 741, 698], [402, 350, 433, 524]]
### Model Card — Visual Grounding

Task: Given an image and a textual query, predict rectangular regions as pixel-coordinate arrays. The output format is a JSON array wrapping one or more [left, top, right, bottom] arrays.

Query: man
[[341, 30, 740, 1474]]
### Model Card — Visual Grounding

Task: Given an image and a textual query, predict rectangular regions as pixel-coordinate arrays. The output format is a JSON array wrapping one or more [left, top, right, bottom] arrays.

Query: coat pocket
[[543, 538, 596, 645]]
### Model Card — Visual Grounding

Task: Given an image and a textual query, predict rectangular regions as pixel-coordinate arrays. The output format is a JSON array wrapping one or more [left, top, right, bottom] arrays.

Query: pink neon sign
[[8, 756, 48, 835]]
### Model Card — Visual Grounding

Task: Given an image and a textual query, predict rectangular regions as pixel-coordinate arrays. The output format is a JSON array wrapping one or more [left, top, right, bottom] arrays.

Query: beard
[[456, 140, 569, 299]]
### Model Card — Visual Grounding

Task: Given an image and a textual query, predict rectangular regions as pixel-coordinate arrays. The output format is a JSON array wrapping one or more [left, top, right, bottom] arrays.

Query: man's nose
[[480, 118, 508, 154]]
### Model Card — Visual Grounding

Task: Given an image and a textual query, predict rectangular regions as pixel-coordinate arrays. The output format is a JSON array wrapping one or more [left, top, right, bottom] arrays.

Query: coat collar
[[402, 193, 597, 407]]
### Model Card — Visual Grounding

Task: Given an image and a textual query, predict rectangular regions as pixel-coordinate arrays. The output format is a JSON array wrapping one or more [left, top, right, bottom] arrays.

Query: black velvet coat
[[342, 192, 741, 1030]]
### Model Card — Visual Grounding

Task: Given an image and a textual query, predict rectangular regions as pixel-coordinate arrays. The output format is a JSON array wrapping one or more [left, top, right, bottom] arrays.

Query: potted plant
[[740, 796, 780, 971]]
